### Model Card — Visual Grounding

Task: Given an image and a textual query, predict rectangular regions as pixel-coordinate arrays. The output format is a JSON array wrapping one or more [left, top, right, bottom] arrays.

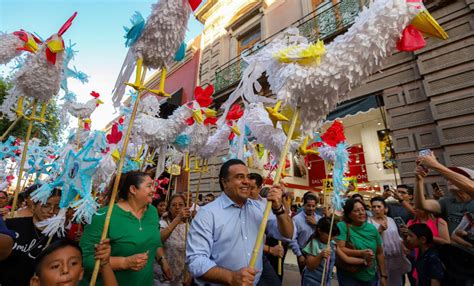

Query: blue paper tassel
[[124, 11, 145, 47], [174, 42, 186, 61]]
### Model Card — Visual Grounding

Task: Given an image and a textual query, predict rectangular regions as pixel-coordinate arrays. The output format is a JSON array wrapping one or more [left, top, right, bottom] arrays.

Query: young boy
[[30, 239, 117, 286], [404, 223, 444, 286]]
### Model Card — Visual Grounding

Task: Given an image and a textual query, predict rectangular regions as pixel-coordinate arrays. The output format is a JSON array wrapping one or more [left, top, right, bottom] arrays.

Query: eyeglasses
[[0, 196, 7, 200]]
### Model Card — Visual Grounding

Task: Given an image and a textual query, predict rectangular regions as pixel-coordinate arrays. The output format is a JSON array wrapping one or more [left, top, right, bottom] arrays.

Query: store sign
[[309, 145, 368, 188], [322, 176, 358, 193]]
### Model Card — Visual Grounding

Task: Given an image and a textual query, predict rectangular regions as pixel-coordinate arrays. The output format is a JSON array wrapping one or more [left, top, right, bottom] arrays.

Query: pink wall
[[163, 48, 201, 104]]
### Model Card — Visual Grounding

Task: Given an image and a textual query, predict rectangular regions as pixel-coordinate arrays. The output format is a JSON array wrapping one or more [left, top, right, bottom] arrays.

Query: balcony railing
[[214, 0, 368, 93]]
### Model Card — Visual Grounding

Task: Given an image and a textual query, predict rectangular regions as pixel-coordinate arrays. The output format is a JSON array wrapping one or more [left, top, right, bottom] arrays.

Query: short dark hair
[[0, 190, 7, 198], [343, 198, 366, 223], [351, 193, 363, 201], [408, 223, 434, 244], [249, 173, 263, 188], [218, 159, 246, 191], [303, 193, 318, 205], [370, 196, 387, 208], [151, 197, 166, 207], [118, 171, 150, 200], [34, 239, 82, 275], [321, 217, 339, 234], [397, 184, 414, 196], [205, 193, 215, 199]]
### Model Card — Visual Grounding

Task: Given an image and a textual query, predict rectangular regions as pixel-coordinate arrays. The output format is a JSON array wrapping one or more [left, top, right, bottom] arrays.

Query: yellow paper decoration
[[280, 106, 302, 139], [275, 40, 326, 65], [411, 10, 448, 40]]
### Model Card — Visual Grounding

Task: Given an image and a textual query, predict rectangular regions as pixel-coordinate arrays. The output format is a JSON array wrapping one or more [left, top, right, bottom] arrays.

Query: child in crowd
[[404, 223, 444, 286], [30, 239, 117, 286], [301, 217, 340, 286]]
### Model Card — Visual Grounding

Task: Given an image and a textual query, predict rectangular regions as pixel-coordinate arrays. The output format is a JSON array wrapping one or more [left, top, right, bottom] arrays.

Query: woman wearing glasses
[[0, 188, 61, 286], [336, 198, 387, 286]]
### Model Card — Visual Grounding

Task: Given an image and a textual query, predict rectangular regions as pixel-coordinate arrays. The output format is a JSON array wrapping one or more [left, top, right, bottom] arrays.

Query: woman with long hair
[[369, 196, 410, 286]]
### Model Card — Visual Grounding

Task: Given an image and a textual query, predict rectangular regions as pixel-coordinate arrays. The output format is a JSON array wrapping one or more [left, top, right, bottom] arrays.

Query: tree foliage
[[0, 77, 62, 145]]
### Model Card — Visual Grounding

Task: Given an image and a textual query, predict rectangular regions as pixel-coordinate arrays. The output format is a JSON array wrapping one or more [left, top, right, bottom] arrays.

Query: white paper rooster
[[112, 0, 202, 108], [2, 12, 78, 122], [221, 0, 447, 132], [0, 30, 41, 65], [65, 91, 104, 123]]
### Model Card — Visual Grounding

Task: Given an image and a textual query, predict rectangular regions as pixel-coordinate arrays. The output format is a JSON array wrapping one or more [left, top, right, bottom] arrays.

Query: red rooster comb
[[226, 104, 243, 121], [321, 121, 346, 147], [188, 0, 202, 11], [194, 84, 214, 107], [90, 91, 100, 98]]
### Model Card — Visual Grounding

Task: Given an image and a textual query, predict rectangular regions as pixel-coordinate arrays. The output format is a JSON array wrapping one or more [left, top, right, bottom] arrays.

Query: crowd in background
[[0, 151, 473, 286]]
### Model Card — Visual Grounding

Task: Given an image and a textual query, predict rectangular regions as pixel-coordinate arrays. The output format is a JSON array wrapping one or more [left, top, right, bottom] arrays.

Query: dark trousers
[[265, 237, 289, 281], [257, 255, 282, 286]]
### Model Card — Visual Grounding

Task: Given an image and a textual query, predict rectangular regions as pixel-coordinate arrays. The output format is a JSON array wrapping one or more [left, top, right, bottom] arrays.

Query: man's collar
[[221, 192, 255, 209]]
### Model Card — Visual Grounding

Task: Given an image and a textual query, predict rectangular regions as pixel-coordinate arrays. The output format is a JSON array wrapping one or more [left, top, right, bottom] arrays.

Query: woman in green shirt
[[80, 171, 170, 286], [336, 198, 387, 286]]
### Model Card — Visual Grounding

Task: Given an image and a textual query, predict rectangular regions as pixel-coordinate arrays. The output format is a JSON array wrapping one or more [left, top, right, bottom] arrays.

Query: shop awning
[[326, 94, 381, 121]]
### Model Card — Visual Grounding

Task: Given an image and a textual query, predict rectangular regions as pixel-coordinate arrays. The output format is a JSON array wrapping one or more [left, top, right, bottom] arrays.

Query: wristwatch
[[272, 204, 285, 216], [380, 273, 388, 278]]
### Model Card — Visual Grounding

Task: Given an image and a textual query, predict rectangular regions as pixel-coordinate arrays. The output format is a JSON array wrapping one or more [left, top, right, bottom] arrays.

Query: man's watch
[[380, 273, 388, 278], [272, 204, 285, 216]]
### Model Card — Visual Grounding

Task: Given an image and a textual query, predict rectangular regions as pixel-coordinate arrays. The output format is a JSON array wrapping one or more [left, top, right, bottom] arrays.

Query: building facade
[[188, 0, 474, 199]]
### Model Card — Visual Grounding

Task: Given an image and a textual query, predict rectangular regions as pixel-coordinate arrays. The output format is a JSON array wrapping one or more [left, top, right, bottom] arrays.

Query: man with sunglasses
[[0, 188, 61, 286]]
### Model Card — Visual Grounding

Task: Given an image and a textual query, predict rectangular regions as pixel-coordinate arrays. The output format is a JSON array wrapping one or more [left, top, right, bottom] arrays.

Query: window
[[237, 26, 261, 55]]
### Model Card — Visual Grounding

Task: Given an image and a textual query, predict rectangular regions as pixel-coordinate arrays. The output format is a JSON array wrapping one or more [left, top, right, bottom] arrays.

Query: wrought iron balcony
[[214, 0, 368, 93]]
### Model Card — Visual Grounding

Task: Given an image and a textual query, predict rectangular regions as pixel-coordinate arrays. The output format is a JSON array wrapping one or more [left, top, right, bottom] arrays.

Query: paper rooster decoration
[[1, 12, 78, 122], [0, 30, 41, 65], [112, 0, 202, 108], [220, 0, 447, 133]]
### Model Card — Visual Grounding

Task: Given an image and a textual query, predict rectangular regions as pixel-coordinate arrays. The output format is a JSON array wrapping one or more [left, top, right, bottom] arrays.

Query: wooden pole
[[0, 101, 35, 141], [193, 159, 206, 207], [277, 241, 283, 275], [320, 211, 336, 286], [9, 99, 38, 218], [89, 59, 147, 286], [249, 107, 300, 268], [183, 152, 192, 278], [165, 174, 173, 205]]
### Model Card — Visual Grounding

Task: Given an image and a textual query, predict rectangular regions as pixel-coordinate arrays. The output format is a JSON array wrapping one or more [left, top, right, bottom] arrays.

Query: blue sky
[[0, 0, 203, 129]]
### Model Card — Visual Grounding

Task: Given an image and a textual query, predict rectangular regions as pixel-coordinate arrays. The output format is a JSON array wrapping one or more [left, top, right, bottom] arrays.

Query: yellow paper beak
[[192, 109, 203, 124], [231, 125, 241, 136], [96, 99, 104, 105], [25, 37, 39, 53], [203, 108, 217, 118], [47, 39, 65, 53], [111, 149, 120, 162], [83, 118, 92, 124], [411, 10, 448, 40]]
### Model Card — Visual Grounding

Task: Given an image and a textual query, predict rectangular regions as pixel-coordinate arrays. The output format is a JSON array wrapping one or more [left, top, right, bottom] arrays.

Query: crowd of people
[[0, 152, 473, 286]]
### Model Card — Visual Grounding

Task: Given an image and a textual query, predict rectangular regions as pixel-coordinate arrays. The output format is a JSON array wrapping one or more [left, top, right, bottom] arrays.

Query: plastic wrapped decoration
[[220, 0, 427, 133]]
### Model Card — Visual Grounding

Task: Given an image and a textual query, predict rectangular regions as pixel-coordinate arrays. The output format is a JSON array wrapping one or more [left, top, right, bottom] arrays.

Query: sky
[[0, 0, 204, 130]]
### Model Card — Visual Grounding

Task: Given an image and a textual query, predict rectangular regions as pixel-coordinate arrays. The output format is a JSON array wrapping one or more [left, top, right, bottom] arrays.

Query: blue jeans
[[337, 271, 379, 286]]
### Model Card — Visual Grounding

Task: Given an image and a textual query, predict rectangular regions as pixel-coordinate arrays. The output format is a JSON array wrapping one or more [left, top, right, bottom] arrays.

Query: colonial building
[[188, 0, 474, 199]]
